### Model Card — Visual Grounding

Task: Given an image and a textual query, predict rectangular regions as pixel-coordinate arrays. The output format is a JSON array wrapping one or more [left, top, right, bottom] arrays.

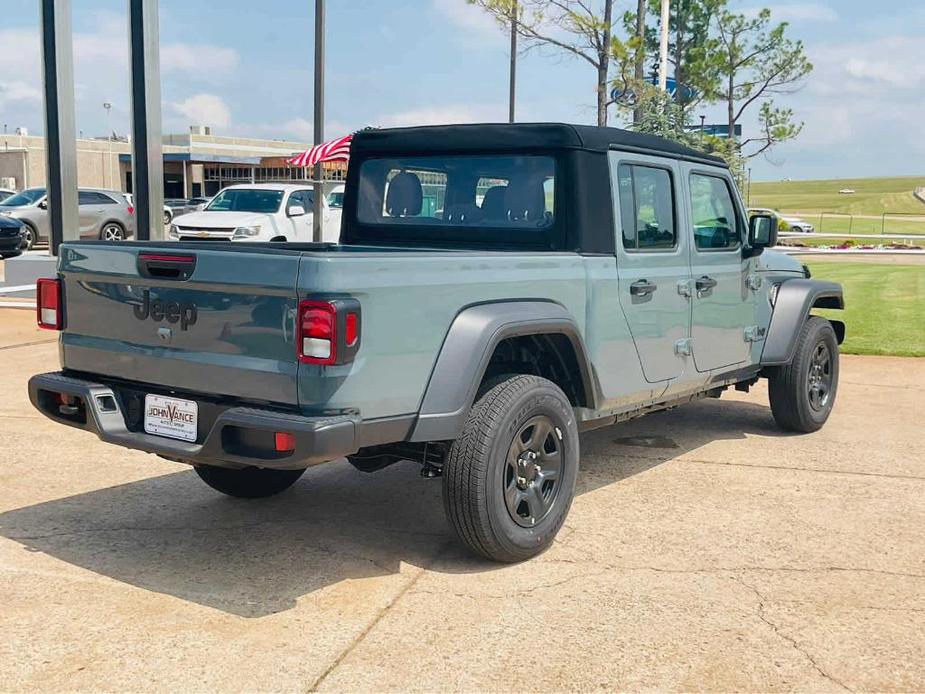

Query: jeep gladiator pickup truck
[[29, 123, 844, 562]]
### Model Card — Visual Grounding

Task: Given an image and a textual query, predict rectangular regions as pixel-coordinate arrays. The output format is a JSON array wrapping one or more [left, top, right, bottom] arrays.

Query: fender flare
[[761, 279, 844, 366], [409, 301, 599, 442]]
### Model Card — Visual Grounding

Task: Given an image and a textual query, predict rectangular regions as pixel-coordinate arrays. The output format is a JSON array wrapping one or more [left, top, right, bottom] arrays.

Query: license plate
[[144, 394, 198, 442]]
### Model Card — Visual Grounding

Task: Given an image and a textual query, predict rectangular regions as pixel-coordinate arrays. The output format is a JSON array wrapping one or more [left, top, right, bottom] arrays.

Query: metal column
[[128, 0, 164, 240], [312, 0, 325, 243], [40, 0, 79, 255]]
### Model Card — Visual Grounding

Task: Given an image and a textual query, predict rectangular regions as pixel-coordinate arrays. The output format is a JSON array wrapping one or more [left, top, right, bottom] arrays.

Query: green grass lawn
[[750, 175, 925, 216], [806, 261, 925, 357]]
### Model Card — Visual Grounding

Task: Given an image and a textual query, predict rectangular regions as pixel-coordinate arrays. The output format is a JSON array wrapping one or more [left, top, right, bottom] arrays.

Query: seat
[[480, 185, 507, 222], [386, 172, 423, 217]]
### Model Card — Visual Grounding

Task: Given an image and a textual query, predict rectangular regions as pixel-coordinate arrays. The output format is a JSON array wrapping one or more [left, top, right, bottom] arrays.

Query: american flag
[[287, 133, 353, 168]]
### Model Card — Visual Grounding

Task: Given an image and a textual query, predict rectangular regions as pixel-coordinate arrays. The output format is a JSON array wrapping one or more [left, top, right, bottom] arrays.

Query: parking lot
[[1, 306, 923, 691]]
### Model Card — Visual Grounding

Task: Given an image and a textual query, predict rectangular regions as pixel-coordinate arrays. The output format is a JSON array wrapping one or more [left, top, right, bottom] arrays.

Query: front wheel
[[194, 465, 305, 498], [768, 316, 839, 432], [443, 375, 579, 563]]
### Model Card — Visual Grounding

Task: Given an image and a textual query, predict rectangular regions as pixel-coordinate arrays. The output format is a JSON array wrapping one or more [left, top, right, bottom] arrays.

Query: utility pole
[[632, 0, 646, 124], [40, 0, 79, 255], [699, 114, 705, 145], [312, 0, 325, 243], [508, 1, 517, 123], [103, 101, 113, 188], [658, 0, 670, 91], [128, 0, 164, 240]]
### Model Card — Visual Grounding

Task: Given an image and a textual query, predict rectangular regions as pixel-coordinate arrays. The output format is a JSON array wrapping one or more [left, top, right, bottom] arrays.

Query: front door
[[610, 153, 691, 383], [683, 168, 753, 371]]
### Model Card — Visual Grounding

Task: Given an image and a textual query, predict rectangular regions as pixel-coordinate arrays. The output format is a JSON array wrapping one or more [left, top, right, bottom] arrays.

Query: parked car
[[0, 215, 25, 258], [187, 196, 213, 210], [749, 207, 814, 233], [27, 123, 845, 562], [168, 183, 338, 242], [0, 187, 133, 249], [123, 194, 193, 227], [0, 188, 16, 203]]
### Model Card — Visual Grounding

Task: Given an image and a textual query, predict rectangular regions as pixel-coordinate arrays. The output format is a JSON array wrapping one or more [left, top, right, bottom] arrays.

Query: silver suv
[[0, 187, 134, 250]]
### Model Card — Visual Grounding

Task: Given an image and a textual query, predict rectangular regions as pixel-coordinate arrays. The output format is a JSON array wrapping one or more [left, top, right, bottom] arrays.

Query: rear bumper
[[28, 371, 360, 470]]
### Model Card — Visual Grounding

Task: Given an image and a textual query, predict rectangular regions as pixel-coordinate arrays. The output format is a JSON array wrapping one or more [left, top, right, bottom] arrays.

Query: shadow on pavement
[[0, 398, 787, 617]]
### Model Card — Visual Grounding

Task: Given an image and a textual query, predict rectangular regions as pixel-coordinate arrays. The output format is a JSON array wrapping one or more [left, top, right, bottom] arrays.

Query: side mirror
[[38, 200, 48, 210], [746, 213, 777, 256], [288, 205, 306, 217]]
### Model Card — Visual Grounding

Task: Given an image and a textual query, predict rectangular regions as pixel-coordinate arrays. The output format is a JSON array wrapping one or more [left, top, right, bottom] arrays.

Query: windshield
[[0, 188, 46, 207], [206, 188, 284, 213]]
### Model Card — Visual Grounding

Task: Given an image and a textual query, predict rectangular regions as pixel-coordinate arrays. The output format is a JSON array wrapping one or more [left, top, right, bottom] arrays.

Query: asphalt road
[[0, 308, 923, 692]]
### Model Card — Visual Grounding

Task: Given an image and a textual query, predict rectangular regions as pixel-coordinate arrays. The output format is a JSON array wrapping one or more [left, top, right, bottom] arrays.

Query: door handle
[[630, 279, 658, 296], [695, 275, 718, 291]]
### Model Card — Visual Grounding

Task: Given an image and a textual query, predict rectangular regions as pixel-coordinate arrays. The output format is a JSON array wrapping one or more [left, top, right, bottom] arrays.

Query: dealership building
[[0, 126, 346, 199]]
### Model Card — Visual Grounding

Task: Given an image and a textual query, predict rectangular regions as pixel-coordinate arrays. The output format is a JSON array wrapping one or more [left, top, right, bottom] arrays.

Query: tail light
[[127, 206, 135, 215], [297, 298, 361, 365], [36, 278, 62, 330]]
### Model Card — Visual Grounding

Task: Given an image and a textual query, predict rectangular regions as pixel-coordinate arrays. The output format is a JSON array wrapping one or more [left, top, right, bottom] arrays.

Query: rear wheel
[[768, 316, 839, 432], [20, 223, 37, 250], [100, 222, 125, 242], [443, 374, 579, 563], [194, 465, 305, 498]]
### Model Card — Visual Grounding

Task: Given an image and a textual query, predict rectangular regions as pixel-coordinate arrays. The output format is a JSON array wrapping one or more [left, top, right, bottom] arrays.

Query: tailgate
[[58, 243, 301, 406]]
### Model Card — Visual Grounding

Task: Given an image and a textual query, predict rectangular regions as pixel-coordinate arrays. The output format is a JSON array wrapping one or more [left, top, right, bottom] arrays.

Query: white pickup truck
[[169, 183, 341, 242]]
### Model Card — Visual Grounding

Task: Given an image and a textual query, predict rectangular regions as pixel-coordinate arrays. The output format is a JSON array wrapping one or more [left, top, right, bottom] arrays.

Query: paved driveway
[[0, 308, 923, 692]]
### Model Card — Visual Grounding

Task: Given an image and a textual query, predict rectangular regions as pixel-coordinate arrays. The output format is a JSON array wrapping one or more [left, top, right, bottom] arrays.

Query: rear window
[[353, 155, 558, 249]]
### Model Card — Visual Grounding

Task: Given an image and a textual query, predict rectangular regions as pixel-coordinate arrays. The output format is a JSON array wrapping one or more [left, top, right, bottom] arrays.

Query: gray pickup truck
[[29, 123, 844, 562]]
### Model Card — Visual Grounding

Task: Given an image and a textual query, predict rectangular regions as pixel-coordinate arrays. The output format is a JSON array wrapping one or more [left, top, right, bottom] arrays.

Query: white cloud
[[280, 117, 314, 140], [162, 43, 240, 74], [0, 80, 42, 104], [171, 94, 231, 128], [378, 105, 506, 128], [762, 3, 839, 23], [431, 0, 500, 38]]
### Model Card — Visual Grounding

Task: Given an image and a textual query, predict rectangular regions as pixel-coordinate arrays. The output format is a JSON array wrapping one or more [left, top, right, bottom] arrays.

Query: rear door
[[610, 152, 691, 383], [682, 167, 752, 371], [58, 244, 302, 405], [77, 191, 103, 238]]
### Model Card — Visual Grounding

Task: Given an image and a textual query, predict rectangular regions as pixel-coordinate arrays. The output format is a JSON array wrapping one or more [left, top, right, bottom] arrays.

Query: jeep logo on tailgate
[[133, 290, 197, 330]]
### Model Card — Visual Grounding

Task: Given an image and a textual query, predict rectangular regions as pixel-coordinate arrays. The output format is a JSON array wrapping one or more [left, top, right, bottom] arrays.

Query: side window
[[287, 190, 312, 213], [617, 164, 676, 251], [77, 191, 96, 205], [689, 174, 740, 250], [95, 193, 118, 205]]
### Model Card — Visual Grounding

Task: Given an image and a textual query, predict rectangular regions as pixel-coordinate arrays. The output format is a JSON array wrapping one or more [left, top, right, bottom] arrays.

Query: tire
[[768, 316, 839, 433], [163, 210, 172, 226], [194, 464, 306, 498], [443, 374, 579, 563], [99, 222, 125, 242], [20, 223, 37, 251]]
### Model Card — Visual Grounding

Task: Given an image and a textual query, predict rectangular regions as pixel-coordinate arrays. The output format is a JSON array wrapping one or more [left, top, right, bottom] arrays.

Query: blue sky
[[0, 0, 922, 181]]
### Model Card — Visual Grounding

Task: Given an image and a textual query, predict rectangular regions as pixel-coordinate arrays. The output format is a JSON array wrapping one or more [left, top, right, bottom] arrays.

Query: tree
[[469, 0, 627, 126], [620, 0, 723, 114], [710, 7, 812, 158]]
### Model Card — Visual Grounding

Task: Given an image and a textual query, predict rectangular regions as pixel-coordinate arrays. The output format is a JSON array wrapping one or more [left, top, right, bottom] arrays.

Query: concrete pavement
[[0, 307, 923, 692]]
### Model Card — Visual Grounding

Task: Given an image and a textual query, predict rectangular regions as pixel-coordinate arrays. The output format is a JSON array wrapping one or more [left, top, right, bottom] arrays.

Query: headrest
[[386, 172, 423, 217], [504, 179, 546, 223]]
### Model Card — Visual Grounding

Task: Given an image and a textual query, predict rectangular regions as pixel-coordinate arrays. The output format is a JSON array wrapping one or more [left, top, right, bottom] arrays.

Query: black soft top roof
[[351, 122, 725, 166]]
